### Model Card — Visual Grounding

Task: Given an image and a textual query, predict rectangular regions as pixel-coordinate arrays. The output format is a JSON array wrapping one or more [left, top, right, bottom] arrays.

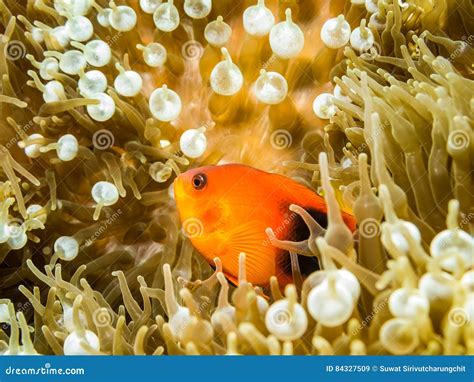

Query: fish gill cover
[[0, 0, 472, 356]]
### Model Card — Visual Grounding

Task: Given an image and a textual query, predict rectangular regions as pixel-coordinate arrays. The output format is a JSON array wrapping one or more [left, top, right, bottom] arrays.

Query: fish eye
[[192, 173, 207, 190]]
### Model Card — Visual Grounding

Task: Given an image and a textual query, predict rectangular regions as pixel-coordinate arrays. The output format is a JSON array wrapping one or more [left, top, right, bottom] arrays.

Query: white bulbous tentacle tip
[[71, 40, 112, 67], [140, 0, 162, 14], [383, 220, 421, 254], [210, 49, 243, 96], [153, 0, 180, 32], [243, 0, 274, 36], [430, 228, 473, 272], [350, 19, 375, 52], [419, 271, 455, 303], [306, 272, 355, 327], [113, 64, 143, 97], [86, 93, 116, 121], [65, 14, 94, 42], [321, 15, 351, 49], [264, 285, 307, 341], [313, 93, 337, 119], [184, 0, 212, 19], [97, 8, 112, 27], [137, 42, 167, 67], [379, 318, 419, 355], [57, 134, 79, 161], [388, 287, 429, 319], [179, 126, 208, 158], [149, 85, 182, 122], [254, 69, 288, 105], [204, 16, 232, 47], [39, 134, 78, 161], [365, 0, 379, 14], [108, 2, 137, 32], [54, 236, 79, 261], [21, 134, 45, 158], [63, 330, 100, 355], [269, 8, 304, 59], [78, 70, 108, 97], [91, 181, 119, 220]]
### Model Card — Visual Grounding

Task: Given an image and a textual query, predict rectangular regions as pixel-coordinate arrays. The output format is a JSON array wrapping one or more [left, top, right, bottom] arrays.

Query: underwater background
[[0, 0, 472, 355]]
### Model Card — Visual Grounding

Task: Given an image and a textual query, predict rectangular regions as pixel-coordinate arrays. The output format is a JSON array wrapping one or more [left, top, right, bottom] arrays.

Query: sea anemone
[[0, 0, 472, 356]]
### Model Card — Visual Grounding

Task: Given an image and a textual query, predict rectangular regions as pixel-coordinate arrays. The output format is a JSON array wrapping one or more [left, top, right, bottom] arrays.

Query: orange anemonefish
[[174, 164, 356, 287]]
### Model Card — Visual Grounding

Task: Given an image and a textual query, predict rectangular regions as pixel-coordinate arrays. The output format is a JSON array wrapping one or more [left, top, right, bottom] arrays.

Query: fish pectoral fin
[[219, 221, 276, 285]]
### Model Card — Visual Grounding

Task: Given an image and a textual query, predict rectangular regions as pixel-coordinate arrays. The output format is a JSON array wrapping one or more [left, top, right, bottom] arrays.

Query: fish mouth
[[173, 173, 194, 208], [173, 175, 184, 203]]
